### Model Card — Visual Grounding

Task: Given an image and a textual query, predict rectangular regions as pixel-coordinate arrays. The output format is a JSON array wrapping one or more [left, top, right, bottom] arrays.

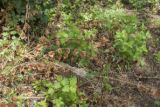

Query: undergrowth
[[0, 0, 159, 106], [32, 76, 88, 107]]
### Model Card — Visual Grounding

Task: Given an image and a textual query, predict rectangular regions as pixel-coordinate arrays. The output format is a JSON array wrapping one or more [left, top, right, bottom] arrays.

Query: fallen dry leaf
[[137, 84, 146, 92], [45, 28, 50, 36], [94, 42, 102, 48], [58, 48, 62, 54], [12, 96, 19, 101], [80, 51, 86, 59], [0, 103, 16, 107], [35, 44, 43, 51], [66, 48, 70, 54], [130, 34, 136, 39], [40, 36, 46, 43], [73, 49, 79, 55], [154, 89, 160, 99], [101, 36, 110, 42], [48, 51, 55, 58], [63, 54, 68, 60], [56, 40, 60, 47], [20, 31, 27, 40], [31, 10, 39, 15]]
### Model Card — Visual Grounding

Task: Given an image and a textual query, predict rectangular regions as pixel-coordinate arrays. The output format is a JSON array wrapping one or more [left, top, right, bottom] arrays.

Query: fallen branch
[[25, 96, 45, 100], [54, 62, 87, 78]]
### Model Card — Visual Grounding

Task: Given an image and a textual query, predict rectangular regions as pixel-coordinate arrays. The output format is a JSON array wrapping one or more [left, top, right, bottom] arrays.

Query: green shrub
[[0, 26, 24, 59], [56, 20, 97, 66], [85, 6, 151, 62], [90, 6, 140, 33], [32, 76, 88, 107], [114, 30, 151, 62], [0, 26, 26, 75], [127, 0, 159, 9]]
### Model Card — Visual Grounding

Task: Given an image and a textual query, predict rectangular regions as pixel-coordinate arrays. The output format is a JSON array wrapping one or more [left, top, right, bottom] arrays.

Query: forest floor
[[0, 1, 160, 107]]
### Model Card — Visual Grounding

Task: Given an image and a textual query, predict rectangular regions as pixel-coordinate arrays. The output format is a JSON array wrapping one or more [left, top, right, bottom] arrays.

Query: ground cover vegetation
[[0, 0, 160, 106]]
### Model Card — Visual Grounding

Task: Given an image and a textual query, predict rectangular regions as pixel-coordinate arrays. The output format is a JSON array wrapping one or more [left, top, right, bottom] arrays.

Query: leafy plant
[[79, 6, 152, 63], [56, 21, 97, 66], [2, 89, 16, 104], [1, 0, 26, 26], [103, 77, 112, 92], [2, 26, 20, 39], [32, 76, 88, 107], [114, 30, 151, 62], [116, 65, 122, 71], [126, 0, 159, 9], [89, 6, 140, 34], [153, 19, 160, 28], [0, 37, 25, 60], [155, 51, 160, 63], [140, 58, 146, 67], [16, 94, 26, 107], [0, 27, 26, 75], [153, 38, 159, 48], [154, 100, 160, 106]]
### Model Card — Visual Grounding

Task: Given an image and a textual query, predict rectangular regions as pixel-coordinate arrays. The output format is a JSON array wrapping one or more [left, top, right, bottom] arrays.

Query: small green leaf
[[62, 86, 70, 92], [140, 59, 146, 67], [2, 32, 9, 37], [54, 82, 61, 89], [10, 31, 18, 35], [48, 88, 54, 94], [154, 100, 160, 106], [57, 75, 63, 81], [40, 99, 47, 106], [3, 27, 10, 31]]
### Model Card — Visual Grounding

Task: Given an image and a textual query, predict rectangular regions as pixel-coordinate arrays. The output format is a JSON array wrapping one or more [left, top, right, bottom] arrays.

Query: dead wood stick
[[54, 62, 87, 78]]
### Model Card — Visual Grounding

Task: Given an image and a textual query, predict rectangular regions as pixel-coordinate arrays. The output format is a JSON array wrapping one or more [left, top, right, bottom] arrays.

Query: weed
[[153, 38, 159, 48], [115, 89, 121, 94], [128, 0, 159, 9], [32, 76, 88, 107], [154, 19, 160, 28], [145, 69, 151, 75], [125, 63, 131, 70], [154, 100, 160, 106], [155, 51, 160, 63], [2, 89, 16, 104], [0, 26, 26, 75], [114, 30, 151, 62], [84, 6, 151, 63], [117, 65, 122, 71], [140, 58, 146, 67], [16, 94, 26, 107], [56, 21, 97, 66], [103, 77, 112, 92], [2, 26, 20, 39], [102, 64, 111, 75]]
